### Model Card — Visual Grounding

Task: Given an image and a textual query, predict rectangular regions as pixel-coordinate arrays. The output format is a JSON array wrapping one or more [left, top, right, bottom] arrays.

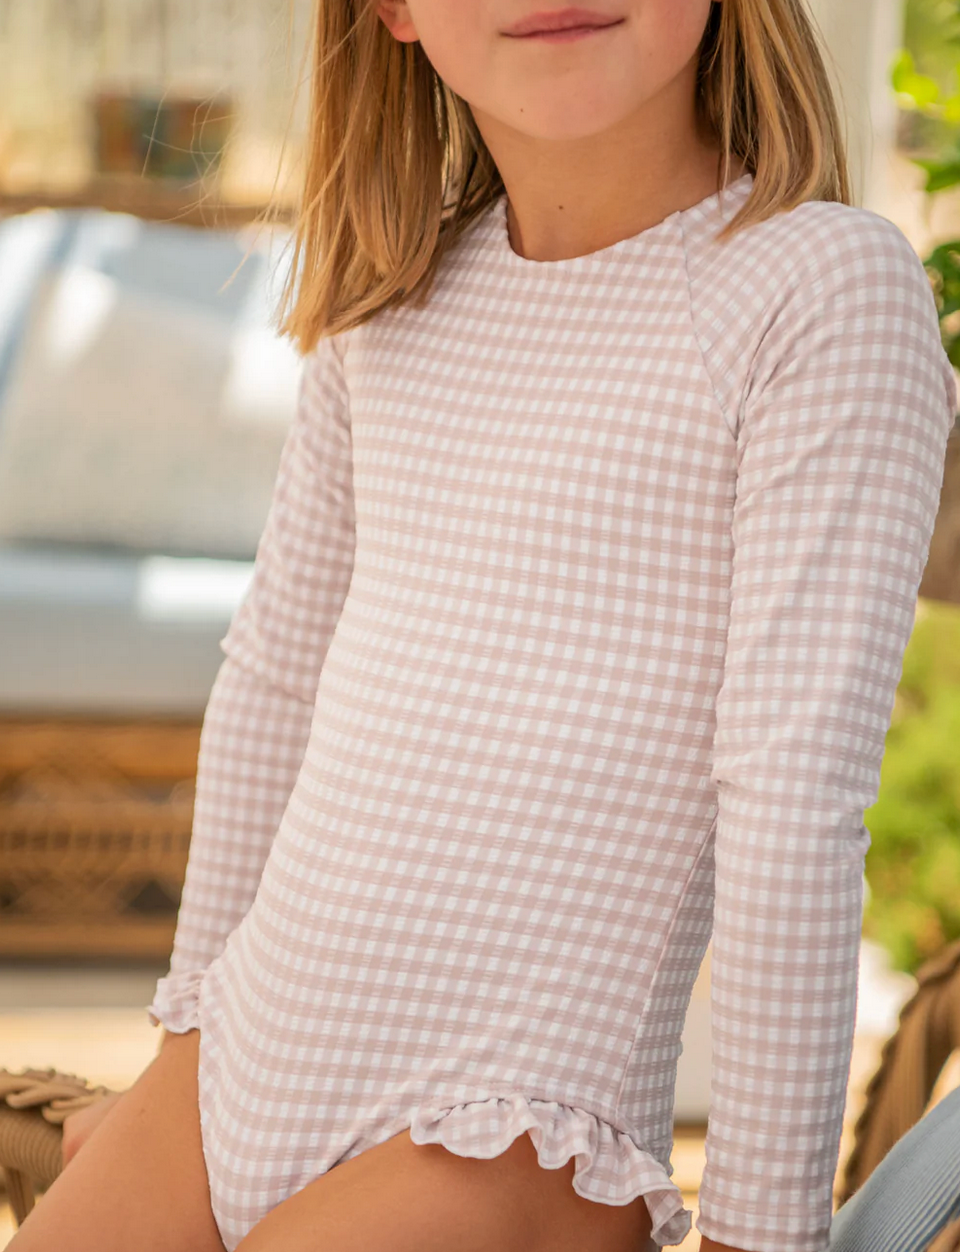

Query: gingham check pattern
[[147, 172, 957, 1252]]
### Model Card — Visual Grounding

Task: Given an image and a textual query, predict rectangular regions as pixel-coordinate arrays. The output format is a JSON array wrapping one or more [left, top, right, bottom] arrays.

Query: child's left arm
[[696, 211, 957, 1252]]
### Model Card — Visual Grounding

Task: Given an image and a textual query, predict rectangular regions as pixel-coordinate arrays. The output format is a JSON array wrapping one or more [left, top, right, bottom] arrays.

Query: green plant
[[892, 0, 960, 365], [864, 599, 960, 974], [865, 3, 960, 980]]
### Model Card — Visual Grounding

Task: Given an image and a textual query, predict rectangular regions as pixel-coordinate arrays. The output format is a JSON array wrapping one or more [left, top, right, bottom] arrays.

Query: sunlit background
[[0, 0, 958, 1246], [0, 0, 313, 211]]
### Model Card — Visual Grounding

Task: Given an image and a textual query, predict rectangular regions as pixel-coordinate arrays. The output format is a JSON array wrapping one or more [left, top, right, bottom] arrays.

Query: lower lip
[[508, 20, 623, 41]]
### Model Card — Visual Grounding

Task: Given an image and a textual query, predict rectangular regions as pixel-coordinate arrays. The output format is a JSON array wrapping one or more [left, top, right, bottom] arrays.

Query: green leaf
[[891, 47, 918, 92], [891, 48, 943, 108], [914, 156, 960, 191], [924, 239, 960, 317]]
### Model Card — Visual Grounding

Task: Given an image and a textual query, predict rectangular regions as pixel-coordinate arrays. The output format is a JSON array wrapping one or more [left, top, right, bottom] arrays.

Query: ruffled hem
[[145, 969, 204, 1033], [407, 1093, 693, 1248]]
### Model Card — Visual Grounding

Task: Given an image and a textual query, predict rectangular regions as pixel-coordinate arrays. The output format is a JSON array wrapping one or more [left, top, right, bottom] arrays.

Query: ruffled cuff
[[408, 1093, 692, 1248], [145, 969, 204, 1033]]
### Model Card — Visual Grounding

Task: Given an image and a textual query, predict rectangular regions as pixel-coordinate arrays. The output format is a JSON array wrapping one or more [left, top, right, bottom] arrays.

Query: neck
[[470, 51, 744, 263]]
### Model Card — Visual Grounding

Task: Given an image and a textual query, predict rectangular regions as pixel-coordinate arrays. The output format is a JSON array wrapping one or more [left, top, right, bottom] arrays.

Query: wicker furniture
[[0, 197, 295, 959], [0, 717, 199, 958], [0, 1068, 114, 1227]]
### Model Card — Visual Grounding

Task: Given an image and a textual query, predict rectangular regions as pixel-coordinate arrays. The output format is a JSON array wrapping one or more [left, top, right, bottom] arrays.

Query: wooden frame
[[0, 176, 293, 229]]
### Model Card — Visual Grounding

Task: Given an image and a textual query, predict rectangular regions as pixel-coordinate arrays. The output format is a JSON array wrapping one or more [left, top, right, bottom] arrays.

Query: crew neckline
[[487, 171, 754, 271]]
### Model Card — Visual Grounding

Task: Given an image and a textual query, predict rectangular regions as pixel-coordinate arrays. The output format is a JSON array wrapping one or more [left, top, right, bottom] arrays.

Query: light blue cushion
[[0, 212, 67, 408], [0, 541, 251, 716], [59, 210, 259, 314], [830, 1084, 960, 1251]]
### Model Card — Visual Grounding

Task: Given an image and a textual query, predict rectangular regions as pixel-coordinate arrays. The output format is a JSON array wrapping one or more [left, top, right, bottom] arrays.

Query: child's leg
[[7, 1028, 226, 1252], [233, 1122, 655, 1252]]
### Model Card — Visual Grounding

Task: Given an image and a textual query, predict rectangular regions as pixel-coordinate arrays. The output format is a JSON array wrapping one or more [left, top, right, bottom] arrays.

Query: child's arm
[[696, 213, 957, 1252], [146, 332, 356, 1036]]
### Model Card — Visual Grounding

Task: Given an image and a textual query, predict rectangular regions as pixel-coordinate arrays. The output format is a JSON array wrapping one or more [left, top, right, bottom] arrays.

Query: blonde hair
[[264, 0, 852, 356]]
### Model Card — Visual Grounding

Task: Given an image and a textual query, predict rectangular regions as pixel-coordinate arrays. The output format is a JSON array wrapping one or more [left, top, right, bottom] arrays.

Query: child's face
[[376, 0, 717, 143]]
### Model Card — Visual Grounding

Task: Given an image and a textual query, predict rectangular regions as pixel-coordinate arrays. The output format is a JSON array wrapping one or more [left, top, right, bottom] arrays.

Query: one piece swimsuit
[[147, 171, 957, 1252]]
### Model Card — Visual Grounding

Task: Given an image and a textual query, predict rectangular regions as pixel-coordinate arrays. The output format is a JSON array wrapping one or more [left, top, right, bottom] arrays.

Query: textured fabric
[[146, 171, 957, 1252], [829, 1084, 960, 1252]]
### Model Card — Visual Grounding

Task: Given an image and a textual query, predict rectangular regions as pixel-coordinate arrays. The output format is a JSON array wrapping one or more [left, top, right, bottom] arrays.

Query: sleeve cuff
[[145, 969, 205, 1033]]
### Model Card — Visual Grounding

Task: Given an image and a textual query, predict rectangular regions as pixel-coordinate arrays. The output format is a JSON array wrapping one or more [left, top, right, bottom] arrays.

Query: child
[[28, 2, 956, 1252]]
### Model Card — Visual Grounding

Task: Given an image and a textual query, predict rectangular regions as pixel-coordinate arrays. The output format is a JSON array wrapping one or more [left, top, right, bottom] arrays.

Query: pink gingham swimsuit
[[147, 171, 957, 1252]]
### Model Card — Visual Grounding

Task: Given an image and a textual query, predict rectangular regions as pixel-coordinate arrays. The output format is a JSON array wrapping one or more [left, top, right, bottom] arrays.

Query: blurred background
[[0, 0, 959, 1246], [0, 0, 312, 215]]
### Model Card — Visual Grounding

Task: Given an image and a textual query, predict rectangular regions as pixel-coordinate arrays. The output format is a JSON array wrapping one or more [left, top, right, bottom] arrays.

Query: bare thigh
[[234, 1125, 654, 1252], [7, 1028, 225, 1252]]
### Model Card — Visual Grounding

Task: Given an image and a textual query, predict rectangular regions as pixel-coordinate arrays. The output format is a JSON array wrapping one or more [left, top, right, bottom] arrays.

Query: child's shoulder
[[696, 194, 925, 306], [686, 193, 935, 361], [685, 193, 942, 436]]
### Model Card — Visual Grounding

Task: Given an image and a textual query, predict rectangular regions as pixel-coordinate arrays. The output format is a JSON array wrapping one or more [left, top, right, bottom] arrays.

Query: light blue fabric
[[0, 542, 252, 716], [19, 207, 257, 310], [0, 212, 73, 407], [830, 1084, 960, 1251], [0, 207, 288, 427]]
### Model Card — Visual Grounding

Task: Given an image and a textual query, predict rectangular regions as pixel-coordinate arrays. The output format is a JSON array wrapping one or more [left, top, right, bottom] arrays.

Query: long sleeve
[[146, 330, 356, 1034], [695, 213, 957, 1252]]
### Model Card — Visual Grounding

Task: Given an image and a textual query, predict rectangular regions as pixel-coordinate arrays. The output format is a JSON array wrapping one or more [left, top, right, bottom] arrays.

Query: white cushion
[[0, 223, 303, 559]]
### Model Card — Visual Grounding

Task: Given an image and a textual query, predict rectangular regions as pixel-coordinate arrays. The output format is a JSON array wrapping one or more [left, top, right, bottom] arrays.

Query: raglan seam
[[676, 210, 738, 444]]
